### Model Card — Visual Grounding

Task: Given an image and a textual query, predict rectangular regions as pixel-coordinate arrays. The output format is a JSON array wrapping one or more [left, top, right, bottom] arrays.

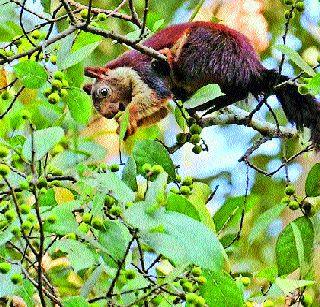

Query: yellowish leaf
[[54, 187, 74, 204]]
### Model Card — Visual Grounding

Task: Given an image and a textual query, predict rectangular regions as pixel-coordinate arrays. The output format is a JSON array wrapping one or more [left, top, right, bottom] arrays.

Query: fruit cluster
[[43, 71, 69, 105]]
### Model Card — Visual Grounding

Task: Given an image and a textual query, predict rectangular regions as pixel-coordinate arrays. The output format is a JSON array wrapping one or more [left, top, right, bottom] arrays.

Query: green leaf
[[249, 203, 287, 244], [22, 127, 64, 161], [274, 278, 314, 295], [122, 157, 138, 192], [80, 265, 103, 297], [119, 109, 130, 141], [51, 239, 96, 272], [65, 87, 92, 125], [213, 196, 246, 232], [124, 202, 229, 270], [99, 220, 132, 261], [305, 163, 320, 197], [41, 0, 51, 13], [174, 107, 187, 130], [72, 31, 102, 52], [43, 201, 80, 235], [184, 84, 224, 109], [199, 270, 244, 307], [13, 60, 47, 89], [255, 266, 278, 283], [152, 19, 165, 32], [65, 61, 84, 88], [60, 41, 100, 70], [63, 296, 90, 307], [188, 182, 216, 231], [86, 171, 135, 204], [133, 140, 175, 181], [276, 217, 314, 276], [145, 172, 168, 207], [0, 21, 22, 42], [166, 193, 201, 221], [276, 45, 316, 76], [307, 73, 320, 95]]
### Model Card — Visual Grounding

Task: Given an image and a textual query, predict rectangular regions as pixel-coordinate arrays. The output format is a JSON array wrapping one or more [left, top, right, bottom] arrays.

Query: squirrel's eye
[[99, 87, 109, 97]]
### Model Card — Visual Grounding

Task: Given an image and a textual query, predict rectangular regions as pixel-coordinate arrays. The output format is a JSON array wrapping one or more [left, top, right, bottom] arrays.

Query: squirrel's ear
[[83, 83, 93, 95], [84, 66, 108, 78]]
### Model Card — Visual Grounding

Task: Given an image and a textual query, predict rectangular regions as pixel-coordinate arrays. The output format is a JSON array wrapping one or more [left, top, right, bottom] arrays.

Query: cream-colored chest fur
[[107, 67, 158, 114]]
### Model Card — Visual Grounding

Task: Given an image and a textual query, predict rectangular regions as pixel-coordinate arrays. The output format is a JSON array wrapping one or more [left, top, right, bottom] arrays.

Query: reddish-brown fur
[[85, 22, 320, 145]]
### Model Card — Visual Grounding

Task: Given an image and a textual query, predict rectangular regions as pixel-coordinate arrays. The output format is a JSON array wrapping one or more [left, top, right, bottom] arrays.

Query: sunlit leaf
[[14, 60, 48, 89]]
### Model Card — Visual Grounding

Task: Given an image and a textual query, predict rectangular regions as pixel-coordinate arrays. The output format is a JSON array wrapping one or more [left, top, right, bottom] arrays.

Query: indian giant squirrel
[[83, 21, 320, 146]]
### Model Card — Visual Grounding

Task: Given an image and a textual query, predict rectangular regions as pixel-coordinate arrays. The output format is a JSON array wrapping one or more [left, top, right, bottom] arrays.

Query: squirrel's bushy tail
[[263, 70, 320, 148]]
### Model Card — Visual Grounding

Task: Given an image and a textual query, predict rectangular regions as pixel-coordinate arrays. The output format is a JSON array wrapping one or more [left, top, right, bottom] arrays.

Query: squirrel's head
[[84, 66, 132, 119]]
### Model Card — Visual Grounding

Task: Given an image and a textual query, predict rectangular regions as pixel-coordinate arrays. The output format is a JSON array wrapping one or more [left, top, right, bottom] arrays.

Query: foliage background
[[0, 0, 319, 306]]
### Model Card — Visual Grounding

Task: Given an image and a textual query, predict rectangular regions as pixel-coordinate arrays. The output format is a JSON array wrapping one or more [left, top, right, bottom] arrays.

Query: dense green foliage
[[0, 0, 320, 306]]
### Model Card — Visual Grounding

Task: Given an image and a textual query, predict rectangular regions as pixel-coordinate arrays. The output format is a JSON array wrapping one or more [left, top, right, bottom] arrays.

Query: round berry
[[191, 266, 202, 276], [47, 214, 57, 224], [241, 276, 251, 287], [0, 262, 11, 274], [11, 273, 23, 285], [48, 92, 60, 104], [285, 10, 295, 19], [170, 187, 180, 194], [109, 205, 122, 216], [181, 281, 194, 292], [285, 185, 295, 195], [82, 212, 92, 224], [1, 91, 10, 100], [20, 204, 31, 214], [51, 144, 64, 155], [0, 164, 10, 176], [263, 300, 274, 307], [124, 269, 136, 280], [295, 2, 304, 12], [97, 12, 107, 21], [195, 276, 207, 285], [78, 222, 90, 233], [19, 181, 29, 191], [104, 195, 115, 207], [281, 196, 291, 205], [289, 200, 299, 210], [141, 163, 152, 174], [13, 36, 22, 46], [51, 79, 62, 90], [11, 226, 21, 237], [0, 145, 9, 158], [31, 30, 41, 40], [192, 145, 202, 154], [53, 71, 64, 80], [91, 217, 104, 230], [37, 176, 47, 188], [302, 294, 313, 307], [22, 220, 33, 231], [80, 9, 88, 19], [182, 176, 193, 186], [60, 89, 68, 98], [43, 87, 52, 97], [4, 209, 16, 222], [190, 134, 201, 144], [61, 79, 69, 88], [176, 133, 187, 144], [110, 164, 119, 172], [180, 186, 191, 195], [152, 165, 164, 175], [65, 232, 76, 240], [27, 214, 36, 223], [190, 124, 202, 135], [49, 55, 57, 64], [186, 293, 198, 303], [298, 85, 309, 95]]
